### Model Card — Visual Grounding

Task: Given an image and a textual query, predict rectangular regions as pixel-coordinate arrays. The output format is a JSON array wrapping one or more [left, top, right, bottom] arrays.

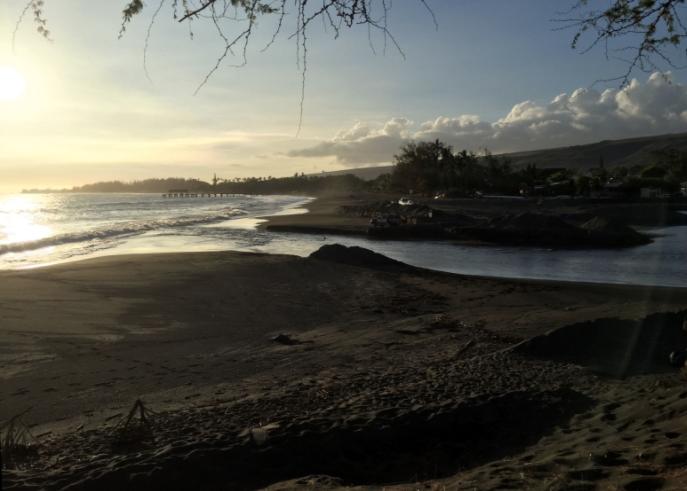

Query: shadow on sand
[[61, 388, 593, 490], [515, 310, 687, 378]]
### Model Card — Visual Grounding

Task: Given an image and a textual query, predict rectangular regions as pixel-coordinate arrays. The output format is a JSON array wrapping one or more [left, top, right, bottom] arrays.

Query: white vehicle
[[398, 197, 414, 206]]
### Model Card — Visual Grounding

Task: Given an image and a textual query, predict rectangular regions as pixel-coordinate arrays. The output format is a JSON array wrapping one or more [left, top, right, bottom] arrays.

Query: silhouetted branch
[[14, 0, 436, 130], [143, 0, 167, 83], [12, 1, 33, 53], [554, 0, 687, 86]]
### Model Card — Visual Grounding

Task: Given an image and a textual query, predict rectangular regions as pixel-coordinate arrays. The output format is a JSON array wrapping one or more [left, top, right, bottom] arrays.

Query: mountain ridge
[[316, 131, 687, 180]]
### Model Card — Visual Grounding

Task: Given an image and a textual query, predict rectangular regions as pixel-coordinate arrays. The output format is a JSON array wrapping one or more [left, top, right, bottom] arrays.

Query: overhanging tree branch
[[554, 0, 687, 86]]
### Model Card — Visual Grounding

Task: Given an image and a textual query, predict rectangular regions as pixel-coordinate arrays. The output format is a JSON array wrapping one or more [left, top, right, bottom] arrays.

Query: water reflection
[[0, 195, 52, 245], [0, 193, 685, 289]]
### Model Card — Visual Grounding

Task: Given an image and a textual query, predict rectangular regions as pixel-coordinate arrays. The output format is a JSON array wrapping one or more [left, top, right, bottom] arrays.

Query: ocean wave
[[0, 208, 246, 256]]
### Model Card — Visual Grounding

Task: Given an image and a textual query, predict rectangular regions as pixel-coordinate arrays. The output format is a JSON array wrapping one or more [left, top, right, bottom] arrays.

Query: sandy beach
[[2, 244, 687, 490], [6, 0, 687, 488]]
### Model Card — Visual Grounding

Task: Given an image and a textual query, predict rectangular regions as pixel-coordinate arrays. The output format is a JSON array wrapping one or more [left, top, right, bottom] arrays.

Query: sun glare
[[0, 66, 27, 102], [0, 195, 51, 245]]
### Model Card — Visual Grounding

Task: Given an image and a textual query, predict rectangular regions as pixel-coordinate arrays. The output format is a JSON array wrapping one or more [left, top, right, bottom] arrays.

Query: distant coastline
[[19, 130, 687, 196], [21, 174, 371, 196]]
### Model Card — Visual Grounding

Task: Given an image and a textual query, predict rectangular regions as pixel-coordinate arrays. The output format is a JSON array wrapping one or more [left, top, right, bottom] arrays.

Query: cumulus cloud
[[289, 118, 413, 165], [288, 72, 687, 166]]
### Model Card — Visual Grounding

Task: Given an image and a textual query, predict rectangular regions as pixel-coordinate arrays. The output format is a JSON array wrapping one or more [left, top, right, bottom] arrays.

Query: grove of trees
[[386, 140, 687, 198]]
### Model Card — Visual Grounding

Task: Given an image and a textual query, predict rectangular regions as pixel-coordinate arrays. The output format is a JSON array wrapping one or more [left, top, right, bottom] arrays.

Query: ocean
[[1, 193, 686, 288], [0, 193, 310, 269]]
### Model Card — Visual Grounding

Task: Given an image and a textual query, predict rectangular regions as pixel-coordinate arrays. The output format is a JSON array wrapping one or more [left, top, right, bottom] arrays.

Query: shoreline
[[0, 194, 313, 272], [3, 192, 685, 288]]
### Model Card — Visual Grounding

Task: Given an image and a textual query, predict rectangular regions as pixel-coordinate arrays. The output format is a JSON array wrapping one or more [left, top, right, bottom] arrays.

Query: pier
[[162, 189, 232, 198]]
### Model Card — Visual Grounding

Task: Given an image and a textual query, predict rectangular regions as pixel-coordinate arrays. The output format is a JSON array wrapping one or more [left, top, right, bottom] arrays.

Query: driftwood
[[1, 408, 38, 469], [111, 399, 158, 448]]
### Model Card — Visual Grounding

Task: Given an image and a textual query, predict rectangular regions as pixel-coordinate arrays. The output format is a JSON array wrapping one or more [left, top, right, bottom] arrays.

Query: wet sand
[[2, 248, 687, 489]]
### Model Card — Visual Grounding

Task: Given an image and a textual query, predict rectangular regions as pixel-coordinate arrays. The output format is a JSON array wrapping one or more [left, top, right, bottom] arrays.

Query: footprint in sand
[[602, 402, 621, 412], [601, 412, 617, 422], [591, 450, 628, 467], [567, 467, 608, 481], [623, 477, 665, 490], [663, 452, 687, 465], [626, 467, 658, 476]]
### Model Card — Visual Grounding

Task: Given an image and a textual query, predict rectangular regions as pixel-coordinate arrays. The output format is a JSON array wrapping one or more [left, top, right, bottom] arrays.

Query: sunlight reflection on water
[[0, 195, 53, 245]]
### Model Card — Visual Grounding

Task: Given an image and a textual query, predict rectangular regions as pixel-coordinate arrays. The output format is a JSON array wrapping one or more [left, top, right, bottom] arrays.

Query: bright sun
[[0, 66, 27, 102]]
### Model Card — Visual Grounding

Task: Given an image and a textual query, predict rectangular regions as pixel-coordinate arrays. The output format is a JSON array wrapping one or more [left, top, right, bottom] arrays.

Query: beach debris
[[111, 399, 158, 448], [669, 349, 687, 367], [1, 409, 39, 469], [272, 333, 301, 345], [240, 422, 281, 446], [457, 339, 476, 355], [446, 339, 476, 362], [429, 313, 464, 331]]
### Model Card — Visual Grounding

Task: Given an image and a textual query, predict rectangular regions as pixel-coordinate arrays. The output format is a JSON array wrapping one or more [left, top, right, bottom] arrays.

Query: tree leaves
[[556, 0, 687, 86], [120, 0, 144, 38]]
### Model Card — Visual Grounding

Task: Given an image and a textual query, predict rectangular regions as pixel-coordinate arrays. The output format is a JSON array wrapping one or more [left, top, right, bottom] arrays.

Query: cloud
[[287, 117, 413, 165], [288, 72, 687, 166]]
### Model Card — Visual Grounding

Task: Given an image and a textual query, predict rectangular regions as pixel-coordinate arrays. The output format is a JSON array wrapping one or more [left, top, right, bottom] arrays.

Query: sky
[[1, 0, 687, 191]]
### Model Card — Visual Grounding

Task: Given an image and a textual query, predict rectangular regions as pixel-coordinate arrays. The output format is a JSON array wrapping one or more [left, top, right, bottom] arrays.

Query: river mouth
[[2, 193, 687, 288]]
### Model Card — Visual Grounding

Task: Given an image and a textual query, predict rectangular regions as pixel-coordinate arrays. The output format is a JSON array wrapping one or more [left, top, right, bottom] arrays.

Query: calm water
[[1, 193, 685, 288]]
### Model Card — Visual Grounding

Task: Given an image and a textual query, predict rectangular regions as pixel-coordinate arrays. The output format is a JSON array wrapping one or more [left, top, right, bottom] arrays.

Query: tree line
[[23, 174, 369, 195], [382, 140, 687, 197], [23, 140, 687, 198]]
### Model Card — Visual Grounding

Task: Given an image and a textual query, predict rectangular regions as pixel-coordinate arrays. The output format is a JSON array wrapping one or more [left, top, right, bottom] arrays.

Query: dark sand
[[264, 194, 373, 236], [263, 193, 687, 239], [2, 248, 687, 490]]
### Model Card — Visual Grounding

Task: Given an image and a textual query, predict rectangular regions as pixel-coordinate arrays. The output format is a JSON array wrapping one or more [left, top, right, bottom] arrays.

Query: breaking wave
[[0, 208, 246, 256]]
